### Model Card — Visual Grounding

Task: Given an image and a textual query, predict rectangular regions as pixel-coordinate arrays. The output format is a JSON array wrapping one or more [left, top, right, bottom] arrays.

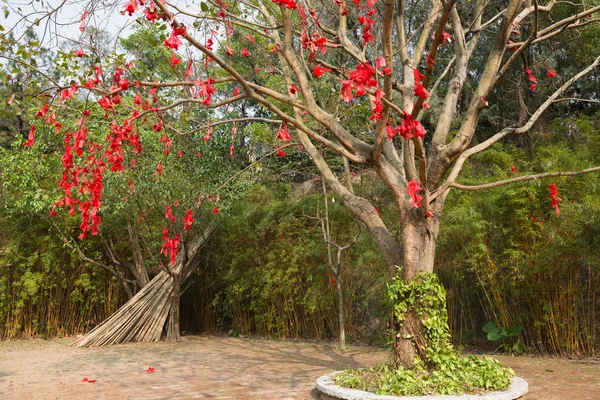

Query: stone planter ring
[[316, 372, 528, 400]]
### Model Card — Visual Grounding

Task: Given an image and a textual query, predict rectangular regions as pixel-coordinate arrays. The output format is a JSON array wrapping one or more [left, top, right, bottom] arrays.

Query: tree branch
[[47, 217, 137, 286], [170, 117, 283, 136], [431, 53, 600, 201], [553, 98, 600, 104], [373, 0, 396, 165], [451, 166, 600, 191], [441, 0, 523, 162]]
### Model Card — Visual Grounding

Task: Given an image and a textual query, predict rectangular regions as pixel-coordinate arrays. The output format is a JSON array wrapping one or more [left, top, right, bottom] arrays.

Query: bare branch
[[135, 94, 248, 120], [507, 9, 600, 49], [47, 217, 137, 285], [166, 0, 277, 35], [513, 0, 557, 25], [428, 55, 455, 101], [138, 78, 235, 88], [411, 0, 456, 117], [170, 117, 283, 136], [412, 0, 443, 68], [553, 98, 600, 104], [396, 0, 410, 66], [210, 142, 299, 196], [246, 82, 306, 109], [441, 0, 524, 162], [451, 166, 600, 191], [471, 8, 506, 33], [0, 55, 60, 88]]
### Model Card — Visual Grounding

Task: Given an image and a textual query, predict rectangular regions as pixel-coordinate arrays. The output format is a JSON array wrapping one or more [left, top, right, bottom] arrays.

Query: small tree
[[317, 177, 364, 350], [4, 0, 600, 365]]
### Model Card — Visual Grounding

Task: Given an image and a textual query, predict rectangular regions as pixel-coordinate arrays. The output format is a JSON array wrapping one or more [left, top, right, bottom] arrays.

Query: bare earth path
[[0, 336, 598, 399]]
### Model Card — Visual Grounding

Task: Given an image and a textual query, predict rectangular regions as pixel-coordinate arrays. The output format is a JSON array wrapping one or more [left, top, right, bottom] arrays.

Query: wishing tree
[[3, 0, 600, 367]]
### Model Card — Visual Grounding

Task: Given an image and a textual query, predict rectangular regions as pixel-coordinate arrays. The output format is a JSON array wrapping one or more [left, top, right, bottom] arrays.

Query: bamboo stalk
[[70, 225, 214, 347]]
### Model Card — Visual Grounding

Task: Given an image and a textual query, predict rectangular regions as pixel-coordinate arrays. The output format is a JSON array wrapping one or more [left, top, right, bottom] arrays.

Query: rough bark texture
[[393, 215, 441, 367], [401, 214, 440, 280], [128, 223, 150, 288], [394, 310, 426, 368]]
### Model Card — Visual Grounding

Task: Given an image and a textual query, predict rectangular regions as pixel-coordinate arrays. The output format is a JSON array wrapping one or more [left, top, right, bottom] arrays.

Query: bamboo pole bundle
[[71, 224, 215, 347]]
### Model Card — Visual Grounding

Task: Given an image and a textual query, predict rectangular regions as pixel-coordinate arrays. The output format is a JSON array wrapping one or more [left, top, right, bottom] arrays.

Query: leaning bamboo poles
[[71, 223, 215, 347], [71, 273, 173, 346]]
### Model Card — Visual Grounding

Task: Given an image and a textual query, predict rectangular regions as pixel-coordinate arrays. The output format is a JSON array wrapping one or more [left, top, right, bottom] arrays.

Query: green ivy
[[336, 272, 514, 396]]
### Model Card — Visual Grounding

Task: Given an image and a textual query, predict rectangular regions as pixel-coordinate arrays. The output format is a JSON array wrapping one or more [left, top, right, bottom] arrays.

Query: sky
[[2, 0, 213, 61], [3, 0, 138, 50]]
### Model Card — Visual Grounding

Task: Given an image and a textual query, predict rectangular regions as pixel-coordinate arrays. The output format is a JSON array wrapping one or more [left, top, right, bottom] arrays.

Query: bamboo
[[70, 225, 214, 347]]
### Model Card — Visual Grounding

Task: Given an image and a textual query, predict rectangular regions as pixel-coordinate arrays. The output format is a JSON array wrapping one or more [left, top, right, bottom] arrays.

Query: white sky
[[2, 0, 138, 50], [2, 0, 215, 62]]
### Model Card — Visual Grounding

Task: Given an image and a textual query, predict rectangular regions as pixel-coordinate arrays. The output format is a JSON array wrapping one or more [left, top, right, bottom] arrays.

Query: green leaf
[[482, 321, 497, 333], [504, 325, 523, 337], [487, 330, 503, 341], [512, 341, 525, 353], [200, 2, 209, 12]]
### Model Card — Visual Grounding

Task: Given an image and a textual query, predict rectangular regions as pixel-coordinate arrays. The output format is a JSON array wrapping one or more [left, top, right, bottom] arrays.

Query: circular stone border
[[316, 372, 528, 400]]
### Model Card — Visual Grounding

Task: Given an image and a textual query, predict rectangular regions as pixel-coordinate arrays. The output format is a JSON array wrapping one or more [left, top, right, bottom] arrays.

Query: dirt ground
[[0, 336, 599, 399]]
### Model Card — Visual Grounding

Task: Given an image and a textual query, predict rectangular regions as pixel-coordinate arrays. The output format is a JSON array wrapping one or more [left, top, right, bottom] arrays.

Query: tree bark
[[127, 222, 150, 288], [400, 212, 440, 280], [321, 178, 347, 351], [393, 213, 441, 368], [393, 310, 426, 368], [342, 155, 354, 194], [335, 269, 346, 351]]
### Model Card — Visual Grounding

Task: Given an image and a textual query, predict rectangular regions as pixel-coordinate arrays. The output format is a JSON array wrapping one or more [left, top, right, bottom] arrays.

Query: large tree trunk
[[400, 212, 440, 279], [393, 212, 441, 368], [337, 187, 444, 368], [393, 310, 426, 368]]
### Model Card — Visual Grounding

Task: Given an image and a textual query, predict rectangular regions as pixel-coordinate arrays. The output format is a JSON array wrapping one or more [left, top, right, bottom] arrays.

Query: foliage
[[437, 115, 600, 355], [0, 218, 124, 339], [482, 322, 524, 354], [335, 272, 514, 396], [0, 25, 257, 339], [184, 183, 388, 342]]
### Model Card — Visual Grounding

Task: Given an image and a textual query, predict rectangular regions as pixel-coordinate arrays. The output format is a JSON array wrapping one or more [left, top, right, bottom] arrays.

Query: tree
[[0, 25, 250, 343], [317, 177, 365, 350], [4, 0, 600, 366]]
